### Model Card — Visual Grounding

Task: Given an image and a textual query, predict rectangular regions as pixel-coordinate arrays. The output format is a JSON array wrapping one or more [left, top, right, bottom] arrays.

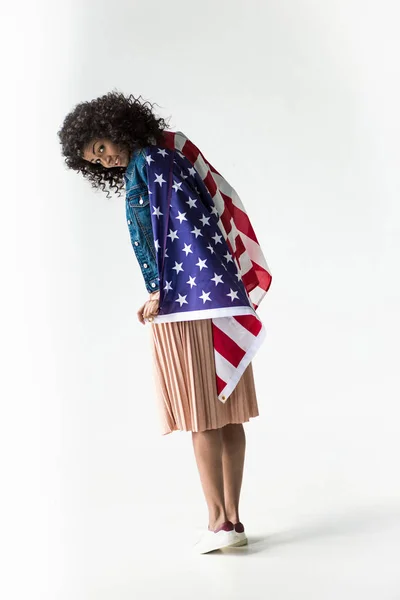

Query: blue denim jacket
[[124, 148, 159, 293]]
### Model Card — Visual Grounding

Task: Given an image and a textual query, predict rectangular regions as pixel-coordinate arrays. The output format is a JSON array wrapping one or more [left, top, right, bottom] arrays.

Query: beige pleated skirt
[[150, 318, 259, 435]]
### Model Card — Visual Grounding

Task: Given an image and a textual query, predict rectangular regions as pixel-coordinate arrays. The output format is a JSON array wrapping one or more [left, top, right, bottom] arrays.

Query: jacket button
[[143, 263, 148, 268], [139, 197, 144, 205], [134, 241, 139, 246], [151, 282, 156, 288], [127, 220, 131, 225], [221, 395, 226, 400]]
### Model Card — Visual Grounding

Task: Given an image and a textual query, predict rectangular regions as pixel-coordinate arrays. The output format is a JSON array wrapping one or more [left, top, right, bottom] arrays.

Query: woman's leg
[[221, 424, 246, 524], [192, 428, 228, 530]]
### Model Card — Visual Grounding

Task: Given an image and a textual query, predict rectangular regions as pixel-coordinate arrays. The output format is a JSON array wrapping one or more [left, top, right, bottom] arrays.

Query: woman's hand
[[137, 290, 160, 325]]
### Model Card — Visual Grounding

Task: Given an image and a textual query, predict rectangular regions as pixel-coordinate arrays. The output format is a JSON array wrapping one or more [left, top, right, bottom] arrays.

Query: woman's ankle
[[225, 508, 240, 525], [208, 510, 229, 531]]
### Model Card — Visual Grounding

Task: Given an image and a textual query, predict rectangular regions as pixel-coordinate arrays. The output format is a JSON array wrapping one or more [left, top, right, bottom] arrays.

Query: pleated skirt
[[150, 318, 259, 435]]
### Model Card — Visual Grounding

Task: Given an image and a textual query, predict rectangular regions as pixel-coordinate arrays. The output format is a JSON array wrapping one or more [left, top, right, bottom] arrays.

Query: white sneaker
[[194, 521, 237, 554], [233, 522, 248, 547]]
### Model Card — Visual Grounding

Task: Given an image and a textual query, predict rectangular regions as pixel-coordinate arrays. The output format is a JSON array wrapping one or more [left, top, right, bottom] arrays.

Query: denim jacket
[[124, 148, 159, 293]]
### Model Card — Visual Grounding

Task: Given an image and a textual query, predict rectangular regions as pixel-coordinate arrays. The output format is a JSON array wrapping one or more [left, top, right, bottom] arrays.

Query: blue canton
[[146, 147, 252, 319]]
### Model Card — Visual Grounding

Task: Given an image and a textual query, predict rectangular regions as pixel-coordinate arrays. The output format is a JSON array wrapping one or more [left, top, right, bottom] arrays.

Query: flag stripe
[[213, 324, 246, 367], [233, 314, 263, 337]]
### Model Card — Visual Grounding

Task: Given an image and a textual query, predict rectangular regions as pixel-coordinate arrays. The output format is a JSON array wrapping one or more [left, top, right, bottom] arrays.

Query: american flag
[[146, 131, 272, 402]]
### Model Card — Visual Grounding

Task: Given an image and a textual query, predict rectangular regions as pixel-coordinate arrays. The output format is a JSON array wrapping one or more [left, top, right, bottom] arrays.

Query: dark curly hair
[[57, 89, 169, 199]]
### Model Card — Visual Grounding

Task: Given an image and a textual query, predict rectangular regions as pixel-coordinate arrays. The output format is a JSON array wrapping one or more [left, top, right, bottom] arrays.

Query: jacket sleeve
[[125, 150, 160, 294]]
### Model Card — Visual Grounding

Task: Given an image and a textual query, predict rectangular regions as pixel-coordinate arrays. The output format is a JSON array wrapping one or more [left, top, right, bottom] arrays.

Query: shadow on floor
[[220, 503, 400, 556]]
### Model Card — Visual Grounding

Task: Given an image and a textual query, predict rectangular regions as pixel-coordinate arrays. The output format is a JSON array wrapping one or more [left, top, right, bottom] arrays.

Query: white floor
[[77, 504, 400, 600]]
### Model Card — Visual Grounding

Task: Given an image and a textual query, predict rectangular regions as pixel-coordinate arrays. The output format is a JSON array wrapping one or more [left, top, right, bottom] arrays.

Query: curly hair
[[57, 90, 169, 199]]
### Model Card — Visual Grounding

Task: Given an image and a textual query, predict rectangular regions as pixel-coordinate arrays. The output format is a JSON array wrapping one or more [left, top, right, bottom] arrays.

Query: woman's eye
[[99, 145, 104, 153]]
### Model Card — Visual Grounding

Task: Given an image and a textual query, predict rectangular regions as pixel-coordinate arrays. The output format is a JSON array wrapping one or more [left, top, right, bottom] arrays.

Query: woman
[[58, 90, 271, 554]]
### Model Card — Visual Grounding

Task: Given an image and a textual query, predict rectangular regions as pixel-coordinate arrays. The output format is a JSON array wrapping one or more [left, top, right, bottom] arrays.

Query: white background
[[3, 1, 400, 598]]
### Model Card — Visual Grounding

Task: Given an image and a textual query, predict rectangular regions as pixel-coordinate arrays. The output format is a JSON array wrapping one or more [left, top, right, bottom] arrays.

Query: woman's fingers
[[137, 298, 159, 324], [137, 301, 147, 325], [143, 299, 159, 320]]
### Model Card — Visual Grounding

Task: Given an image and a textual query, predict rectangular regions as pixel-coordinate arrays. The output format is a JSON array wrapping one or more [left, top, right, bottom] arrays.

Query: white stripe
[[151, 305, 256, 324], [237, 230, 270, 270], [238, 251, 253, 276], [249, 285, 268, 308], [213, 315, 258, 351], [216, 324, 266, 402], [214, 350, 235, 386], [174, 131, 187, 152], [213, 172, 245, 212], [194, 153, 209, 180]]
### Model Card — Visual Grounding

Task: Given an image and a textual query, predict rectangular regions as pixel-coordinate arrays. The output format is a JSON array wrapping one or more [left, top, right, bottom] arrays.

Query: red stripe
[[226, 238, 234, 256], [220, 206, 232, 235], [252, 261, 273, 292], [233, 314, 263, 337], [213, 325, 246, 367], [203, 170, 217, 197], [202, 158, 221, 177], [216, 374, 226, 395], [241, 267, 259, 293], [220, 192, 259, 244], [234, 234, 245, 260], [241, 260, 272, 294], [182, 139, 200, 166], [161, 131, 175, 150]]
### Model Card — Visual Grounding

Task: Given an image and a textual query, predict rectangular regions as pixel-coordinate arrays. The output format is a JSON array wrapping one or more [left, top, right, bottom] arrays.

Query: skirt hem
[[160, 412, 260, 436]]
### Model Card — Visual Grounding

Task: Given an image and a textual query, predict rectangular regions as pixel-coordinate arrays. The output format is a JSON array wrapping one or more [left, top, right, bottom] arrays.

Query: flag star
[[172, 180, 183, 192], [154, 239, 160, 252], [196, 257, 208, 271], [227, 289, 239, 302], [186, 275, 197, 288], [199, 214, 211, 227], [188, 167, 196, 176], [164, 248, 169, 258], [157, 148, 168, 157], [145, 154, 154, 165], [191, 226, 203, 238], [172, 261, 184, 274], [206, 244, 215, 254], [211, 273, 224, 286], [235, 271, 242, 281], [199, 290, 212, 303], [186, 197, 197, 209], [152, 205, 163, 218], [167, 229, 179, 242], [224, 251, 233, 263], [182, 243, 193, 256], [211, 205, 219, 217], [154, 173, 167, 186], [175, 211, 187, 224], [180, 170, 188, 179], [212, 232, 223, 244], [164, 280, 173, 292], [175, 293, 188, 306]]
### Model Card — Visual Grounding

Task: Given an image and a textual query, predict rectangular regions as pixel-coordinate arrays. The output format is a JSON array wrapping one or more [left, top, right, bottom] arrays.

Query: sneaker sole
[[230, 536, 248, 547], [196, 533, 239, 554]]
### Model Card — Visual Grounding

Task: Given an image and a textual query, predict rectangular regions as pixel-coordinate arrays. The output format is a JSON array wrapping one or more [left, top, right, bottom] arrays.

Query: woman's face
[[82, 138, 130, 168]]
